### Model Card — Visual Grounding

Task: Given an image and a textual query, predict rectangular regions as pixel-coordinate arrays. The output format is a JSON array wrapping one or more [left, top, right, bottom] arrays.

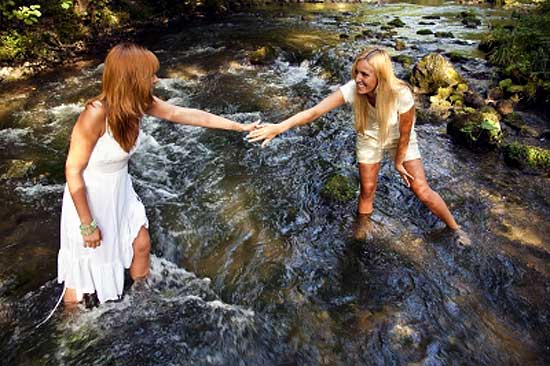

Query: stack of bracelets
[[79, 220, 98, 236]]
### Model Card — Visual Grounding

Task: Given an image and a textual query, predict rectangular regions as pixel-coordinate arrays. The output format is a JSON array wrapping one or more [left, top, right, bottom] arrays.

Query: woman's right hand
[[246, 123, 284, 148], [83, 227, 102, 249]]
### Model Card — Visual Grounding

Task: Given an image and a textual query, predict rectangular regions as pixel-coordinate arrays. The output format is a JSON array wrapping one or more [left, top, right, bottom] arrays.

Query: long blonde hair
[[351, 48, 409, 144], [88, 43, 159, 152]]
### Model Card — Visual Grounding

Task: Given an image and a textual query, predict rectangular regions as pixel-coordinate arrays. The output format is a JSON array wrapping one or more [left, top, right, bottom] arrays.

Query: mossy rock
[[419, 21, 436, 26], [380, 25, 394, 31], [1, 160, 35, 180], [498, 78, 526, 95], [301, 15, 316, 21], [447, 109, 502, 148], [502, 113, 539, 137], [392, 54, 413, 68], [395, 39, 406, 51], [434, 32, 454, 38], [460, 11, 481, 28], [249, 45, 277, 65], [503, 142, 550, 173], [422, 15, 441, 20], [448, 52, 471, 63], [339, 33, 350, 39], [416, 29, 433, 35], [362, 29, 375, 37], [410, 53, 463, 94], [387, 18, 406, 28], [321, 174, 356, 202]]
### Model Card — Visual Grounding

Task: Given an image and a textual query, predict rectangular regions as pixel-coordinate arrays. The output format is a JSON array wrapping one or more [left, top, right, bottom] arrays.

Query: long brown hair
[[351, 48, 409, 145], [89, 43, 159, 152]]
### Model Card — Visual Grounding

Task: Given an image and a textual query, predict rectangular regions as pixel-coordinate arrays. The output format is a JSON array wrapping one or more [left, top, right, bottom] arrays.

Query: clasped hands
[[246, 122, 283, 148]]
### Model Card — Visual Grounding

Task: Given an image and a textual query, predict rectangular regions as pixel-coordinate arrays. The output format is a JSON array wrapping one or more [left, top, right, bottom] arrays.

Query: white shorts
[[356, 134, 421, 164]]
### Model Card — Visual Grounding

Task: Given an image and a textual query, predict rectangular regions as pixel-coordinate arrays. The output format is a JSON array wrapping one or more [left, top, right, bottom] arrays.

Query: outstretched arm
[[247, 89, 346, 147], [146, 96, 258, 132]]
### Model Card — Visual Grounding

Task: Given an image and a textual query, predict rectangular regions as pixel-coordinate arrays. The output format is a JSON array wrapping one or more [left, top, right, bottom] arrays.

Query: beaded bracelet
[[80, 220, 98, 236]]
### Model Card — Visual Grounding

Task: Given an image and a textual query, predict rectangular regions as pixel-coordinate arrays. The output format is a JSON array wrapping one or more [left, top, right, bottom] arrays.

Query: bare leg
[[358, 162, 381, 214], [63, 288, 79, 305], [130, 226, 151, 280], [403, 159, 459, 230]]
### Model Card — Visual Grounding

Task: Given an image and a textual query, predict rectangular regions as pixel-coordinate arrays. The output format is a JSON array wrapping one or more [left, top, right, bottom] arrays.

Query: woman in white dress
[[59, 43, 258, 304], [247, 48, 468, 241]]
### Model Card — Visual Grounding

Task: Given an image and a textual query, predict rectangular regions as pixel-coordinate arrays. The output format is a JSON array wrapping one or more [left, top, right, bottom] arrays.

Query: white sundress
[[57, 121, 148, 303]]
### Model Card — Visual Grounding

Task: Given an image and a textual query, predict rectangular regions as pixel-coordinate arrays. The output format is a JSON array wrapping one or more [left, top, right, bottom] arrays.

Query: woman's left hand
[[395, 161, 415, 187], [240, 120, 261, 132]]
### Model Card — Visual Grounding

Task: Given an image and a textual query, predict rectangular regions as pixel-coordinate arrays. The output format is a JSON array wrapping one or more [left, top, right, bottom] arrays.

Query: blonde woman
[[248, 48, 467, 241], [58, 43, 258, 305]]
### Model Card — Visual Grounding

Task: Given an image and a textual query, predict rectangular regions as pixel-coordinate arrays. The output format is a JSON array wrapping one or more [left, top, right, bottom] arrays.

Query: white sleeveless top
[[57, 119, 148, 303], [339, 80, 416, 142]]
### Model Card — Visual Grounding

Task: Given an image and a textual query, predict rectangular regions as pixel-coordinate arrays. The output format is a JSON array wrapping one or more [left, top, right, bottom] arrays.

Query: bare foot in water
[[352, 212, 373, 241], [452, 227, 472, 247]]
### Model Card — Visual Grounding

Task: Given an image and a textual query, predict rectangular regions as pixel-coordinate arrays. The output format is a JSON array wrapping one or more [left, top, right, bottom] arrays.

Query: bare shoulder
[[75, 100, 107, 137]]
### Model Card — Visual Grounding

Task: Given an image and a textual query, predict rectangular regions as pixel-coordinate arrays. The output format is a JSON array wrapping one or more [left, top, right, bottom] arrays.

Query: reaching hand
[[240, 120, 261, 133], [394, 161, 415, 187], [246, 123, 283, 148]]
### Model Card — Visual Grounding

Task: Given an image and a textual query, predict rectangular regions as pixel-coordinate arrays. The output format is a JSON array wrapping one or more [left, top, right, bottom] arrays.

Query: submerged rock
[[502, 113, 539, 137], [249, 45, 277, 65], [410, 53, 463, 94], [447, 107, 502, 148], [320, 174, 356, 202], [503, 142, 550, 174]]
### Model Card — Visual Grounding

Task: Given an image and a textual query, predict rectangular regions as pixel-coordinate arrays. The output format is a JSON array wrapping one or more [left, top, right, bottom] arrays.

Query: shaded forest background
[[0, 0, 252, 67]]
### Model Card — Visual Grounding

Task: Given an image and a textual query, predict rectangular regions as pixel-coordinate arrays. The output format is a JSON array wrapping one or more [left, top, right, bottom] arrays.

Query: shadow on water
[[0, 2, 549, 365]]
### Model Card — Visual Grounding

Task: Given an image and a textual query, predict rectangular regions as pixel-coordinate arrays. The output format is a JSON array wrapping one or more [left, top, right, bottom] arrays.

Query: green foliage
[[60, 0, 73, 10], [0, 30, 32, 61], [481, 0, 550, 103], [1, 2, 42, 25]]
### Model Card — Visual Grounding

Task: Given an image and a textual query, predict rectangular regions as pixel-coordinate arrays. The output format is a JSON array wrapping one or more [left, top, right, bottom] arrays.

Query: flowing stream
[[1, 2, 549, 365]]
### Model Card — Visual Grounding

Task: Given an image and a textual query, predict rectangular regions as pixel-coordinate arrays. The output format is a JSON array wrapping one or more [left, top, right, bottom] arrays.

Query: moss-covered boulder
[[416, 29, 433, 35], [503, 142, 550, 174], [392, 54, 414, 68], [362, 29, 375, 37], [435, 32, 454, 38], [422, 15, 441, 20], [1, 160, 35, 180], [249, 45, 277, 65], [410, 53, 463, 94], [395, 39, 406, 51], [388, 17, 406, 28], [447, 107, 502, 148], [321, 174, 356, 202], [446, 51, 471, 63], [460, 11, 481, 28]]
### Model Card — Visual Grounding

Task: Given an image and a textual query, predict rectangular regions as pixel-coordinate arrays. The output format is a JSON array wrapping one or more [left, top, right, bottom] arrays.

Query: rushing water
[[1, 2, 549, 365]]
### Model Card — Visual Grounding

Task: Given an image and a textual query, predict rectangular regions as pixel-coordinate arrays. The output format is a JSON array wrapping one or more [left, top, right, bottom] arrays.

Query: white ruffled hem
[[57, 205, 148, 304]]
